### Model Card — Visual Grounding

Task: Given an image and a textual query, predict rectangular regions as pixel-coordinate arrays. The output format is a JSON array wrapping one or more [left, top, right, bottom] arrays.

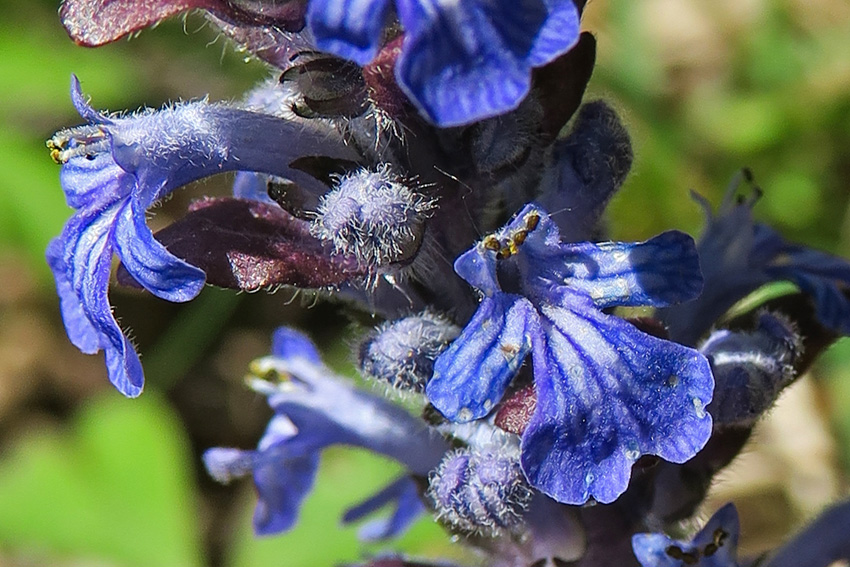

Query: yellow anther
[[525, 211, 540, 231], [483, 235, 501, 251]]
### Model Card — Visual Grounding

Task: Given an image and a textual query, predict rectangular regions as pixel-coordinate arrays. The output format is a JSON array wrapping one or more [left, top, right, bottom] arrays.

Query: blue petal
[[59, 151, 127, 209], [63, 199, 145, 397], [395, 0, 532, 125], [70, 74, 112, 125], [46, 238, 100, 354], [787, 272, 850, 334], [453, 243, 500, 297], [521, 290, 713, 504], [554, 231, 703, 309], [271, 327, 322, 365], [394, 0, 580, 125], [526, 0, 581, 66], [307, 0, 392, 65], [251, 416, 323, 535], [113, 199, 206, 302], [428, 294, 537, 422], [342, 476, 425, 541]]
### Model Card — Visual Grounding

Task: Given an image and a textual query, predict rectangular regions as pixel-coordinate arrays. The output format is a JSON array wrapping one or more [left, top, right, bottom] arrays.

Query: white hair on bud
[[311, 164, 436, 270]]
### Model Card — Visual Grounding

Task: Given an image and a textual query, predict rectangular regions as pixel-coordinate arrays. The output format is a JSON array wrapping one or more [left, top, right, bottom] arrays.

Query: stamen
[[47, 126, 109, 164]]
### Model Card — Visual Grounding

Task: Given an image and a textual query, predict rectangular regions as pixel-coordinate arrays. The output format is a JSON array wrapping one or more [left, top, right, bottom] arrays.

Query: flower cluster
[[48, 1, 850, 566]]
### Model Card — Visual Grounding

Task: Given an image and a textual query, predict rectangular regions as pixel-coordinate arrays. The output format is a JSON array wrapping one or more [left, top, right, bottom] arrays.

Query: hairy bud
[[428, 449, 532, 537], [359, 312, 460, 393], [700, 311, 803, 427], [311, 165, 435, 270], [538, 100, 633, 241]]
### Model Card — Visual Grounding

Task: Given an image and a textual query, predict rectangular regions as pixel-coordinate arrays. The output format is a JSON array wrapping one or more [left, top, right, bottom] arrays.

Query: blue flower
[[307, 0, 581, 126], [662, 174, 850, 345], [47, 76, 359, 397], [426, 203, 714, 505], [632, 503, 740, 567], [204, 327, 448, 536]]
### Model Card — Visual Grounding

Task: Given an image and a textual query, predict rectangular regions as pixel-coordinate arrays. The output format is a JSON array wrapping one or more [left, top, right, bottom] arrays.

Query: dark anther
[[666, 545, 684, 559], [665, 545, 699, 565]]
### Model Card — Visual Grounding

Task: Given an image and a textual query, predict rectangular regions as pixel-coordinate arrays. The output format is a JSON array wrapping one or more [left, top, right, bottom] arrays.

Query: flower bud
[[700, 311, 802, 427], [428, 449, 532, 537], [311, 165, 435, 270], [359, 311, 460, 392], [538, 101, 633, 242]]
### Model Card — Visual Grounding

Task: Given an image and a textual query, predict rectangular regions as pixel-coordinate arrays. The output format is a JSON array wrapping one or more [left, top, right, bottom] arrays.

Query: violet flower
[[204, 327, 448, 535], [426, 203, 714, 505], [47, 76, 357, 396]]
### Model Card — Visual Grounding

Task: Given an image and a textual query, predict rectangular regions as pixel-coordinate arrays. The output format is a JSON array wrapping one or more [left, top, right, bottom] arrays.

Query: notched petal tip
[[522, 302, 714, 504]]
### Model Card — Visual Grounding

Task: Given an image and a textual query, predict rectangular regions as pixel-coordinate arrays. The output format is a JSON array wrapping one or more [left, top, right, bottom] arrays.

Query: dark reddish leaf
[[60, 0, 218, 46], [119, 197, 363, 291], [60, 0, 306, 47]]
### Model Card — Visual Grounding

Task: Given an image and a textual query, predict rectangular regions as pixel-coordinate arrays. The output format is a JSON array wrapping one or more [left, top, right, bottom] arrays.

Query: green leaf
[[0, 394, 202, 567]]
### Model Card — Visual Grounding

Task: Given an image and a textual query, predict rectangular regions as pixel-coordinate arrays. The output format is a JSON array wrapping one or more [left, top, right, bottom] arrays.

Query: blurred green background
[[0, 0, 848, 565]]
